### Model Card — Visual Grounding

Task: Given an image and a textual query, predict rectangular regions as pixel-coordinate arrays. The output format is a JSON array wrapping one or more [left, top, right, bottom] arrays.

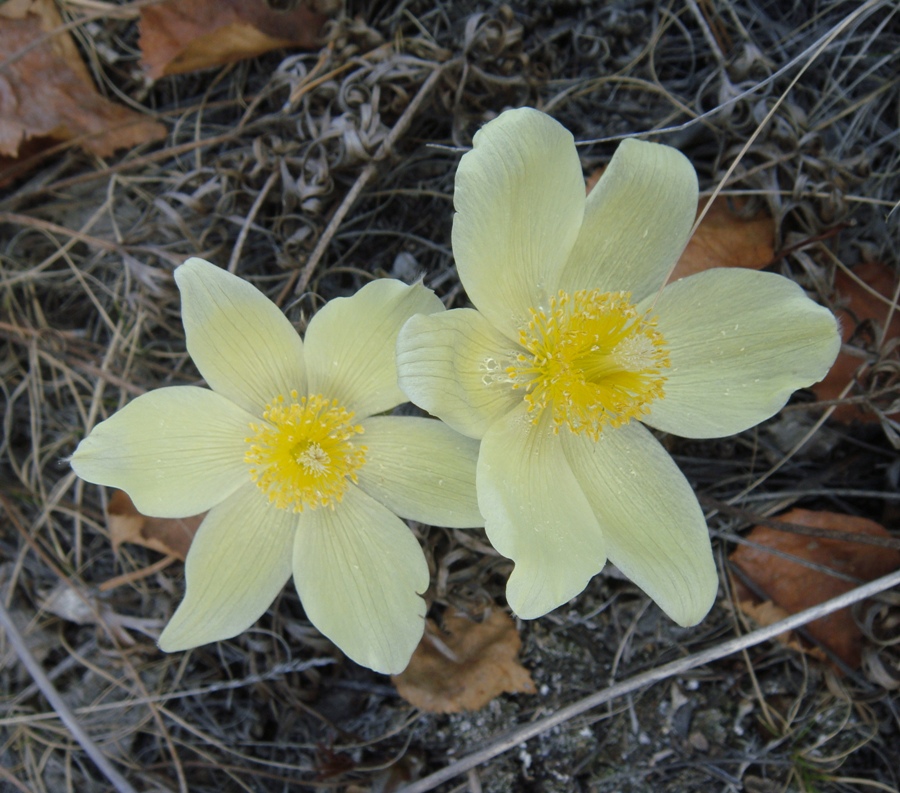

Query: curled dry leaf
[[0, 0, 166, 168], [139, 0, 329, 79], [392, 608, 536, 713], [814, 261, 900, 424], [730, 508, 900, 669], [107, 489, 204, 561]]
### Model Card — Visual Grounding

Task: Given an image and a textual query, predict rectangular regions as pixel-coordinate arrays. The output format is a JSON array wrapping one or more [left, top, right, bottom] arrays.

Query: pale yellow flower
[[396, 108, 841, 626], [71, 258, 482, 674]]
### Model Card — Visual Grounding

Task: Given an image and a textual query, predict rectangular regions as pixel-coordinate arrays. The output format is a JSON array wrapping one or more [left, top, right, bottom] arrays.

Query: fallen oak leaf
[[392, 607, 536, 713], [729, 598, 817, 661], [139, 0, 329, 80], [0, 0, 166, 166], [107, 489, 204, 561], [730, 508, 900, 669], [670, 195, 775, 281], [814, 261, 900, 424]]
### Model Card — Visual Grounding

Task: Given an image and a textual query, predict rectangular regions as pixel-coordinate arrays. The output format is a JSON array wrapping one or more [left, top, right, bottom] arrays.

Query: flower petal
[[293, 485, 429, 674], [175, 258, 306, 415], [397, 308, 523, 439], [70, 386, 254, 517], [453, 108, 586, 336], [639, 269, 841, 438], [558, 139, 699, 302], [304, 279, 444, 418], [158, 486, 294, 651], [560, 422, 717, 626], [478, 405, 606, 619], [356, 416, 482, 528]]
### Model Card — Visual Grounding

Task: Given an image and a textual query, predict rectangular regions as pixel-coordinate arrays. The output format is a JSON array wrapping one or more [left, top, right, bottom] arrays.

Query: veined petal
[[356, 416, 482, 528], [293, 484, 429, 674], [560, 422, 717, 626], [70, 386, 254, 518], [397, 308, 522, 439], [176, 258, 306, 415], [453, 108, 586, 336], [158, 485, 294, 651], [558, 139, 698, 302], [639, 269, 841, 438], [478, 405, 606, 619], [304, 279, 444, 419]]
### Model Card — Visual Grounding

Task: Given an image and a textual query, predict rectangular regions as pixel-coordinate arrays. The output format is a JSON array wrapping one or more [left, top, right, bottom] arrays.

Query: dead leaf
[[813, 261, 900, 424], [670, 195, 775, 281], [730, 508, 900, 669], [107, 489, 204, 561], [0, 0, 166, 169], [139, 0, 328, 80], [392, 608, 536, 713], [730, 598, 822, 661]]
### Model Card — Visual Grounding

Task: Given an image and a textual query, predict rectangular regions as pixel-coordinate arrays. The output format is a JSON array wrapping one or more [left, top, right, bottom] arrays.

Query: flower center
[[245, 391, 366, 512], [508, 289, 669, 439]]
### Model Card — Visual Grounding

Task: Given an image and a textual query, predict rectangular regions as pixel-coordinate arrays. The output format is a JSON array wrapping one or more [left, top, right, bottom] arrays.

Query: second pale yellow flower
[[397, 108, 840, 626]]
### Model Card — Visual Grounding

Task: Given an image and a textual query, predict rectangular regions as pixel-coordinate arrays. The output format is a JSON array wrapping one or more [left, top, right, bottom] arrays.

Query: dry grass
[[2, 0, 899, 791]]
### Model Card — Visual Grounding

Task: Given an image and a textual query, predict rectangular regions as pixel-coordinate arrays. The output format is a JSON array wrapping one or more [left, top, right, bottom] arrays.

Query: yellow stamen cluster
[[245, 391, 366, 511], [508, 289, 669, 439]]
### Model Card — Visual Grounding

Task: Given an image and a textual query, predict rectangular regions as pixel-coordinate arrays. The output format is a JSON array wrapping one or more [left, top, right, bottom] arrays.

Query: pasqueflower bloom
[[71, 258, 482, 673], [397, 108, 840, 626]]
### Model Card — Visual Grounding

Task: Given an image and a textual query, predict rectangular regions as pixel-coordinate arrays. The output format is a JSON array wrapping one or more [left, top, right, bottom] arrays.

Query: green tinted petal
[[176, 258, 305, 414], [559, 139, 698, 301], [305, 279, 444, 418], [158, 486, 294, 651], [478, 405, 605, 618], [397, 309, 522, 439], [293, 485, 429, 674], [70, 386, 254, 517], [356, 416, 482, 528], [453, 108, 585, 335], [640, 269, 840, 438], [561, 423, 717, 626]]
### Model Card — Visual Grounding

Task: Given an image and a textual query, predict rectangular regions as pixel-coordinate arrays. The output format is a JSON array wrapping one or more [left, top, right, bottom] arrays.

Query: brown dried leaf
[[730, 508, 900, 668], [0, 0, 166, 163], [107, 490, 204, 561], [392, 608, 536, 713], [729, 595, 825, 662], [670, 196, 775, 281], [139, 0, 328, 80], [813, 261, 900, 423]]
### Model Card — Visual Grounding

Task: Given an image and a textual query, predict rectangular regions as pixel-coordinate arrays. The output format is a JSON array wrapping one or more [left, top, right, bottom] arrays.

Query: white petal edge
[[355, 416, 483, 528], [558, 139, 698, 302], [304, 279, 445, 418], [158, 485, 294, 651], [478, 405, 606, 619], [176, 257, 306, 415], [561, 422, 717, 626], [70, 386, 255, 518], [639, 269, 841, 438], [453, 108, 586, 336], [293, 484, 429, 674], [397, 309, 523, 439]]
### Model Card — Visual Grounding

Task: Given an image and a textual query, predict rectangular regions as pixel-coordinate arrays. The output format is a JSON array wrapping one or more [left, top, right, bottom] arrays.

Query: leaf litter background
[[2, 0, 900, 791]]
